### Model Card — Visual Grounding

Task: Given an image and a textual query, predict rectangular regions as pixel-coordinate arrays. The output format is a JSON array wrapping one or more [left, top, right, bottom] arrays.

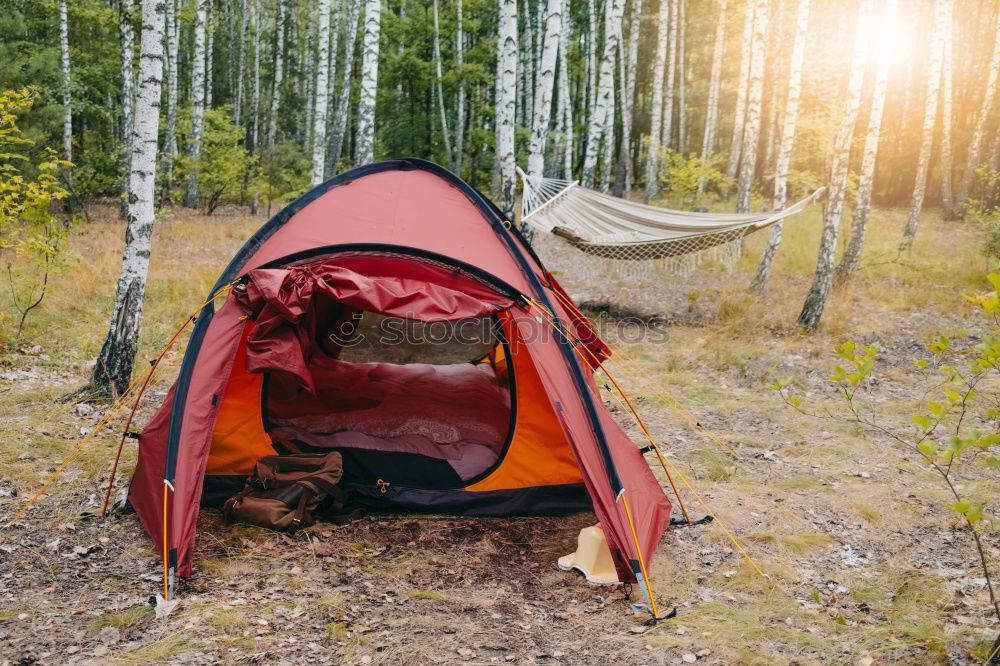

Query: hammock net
[[519, 170, 823, 278]]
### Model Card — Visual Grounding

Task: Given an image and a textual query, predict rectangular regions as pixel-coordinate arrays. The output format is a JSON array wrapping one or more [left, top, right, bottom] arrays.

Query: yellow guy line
[[548, 287, 740, 460], [4, 283, 235, 530], [524, 296, 764, 577]]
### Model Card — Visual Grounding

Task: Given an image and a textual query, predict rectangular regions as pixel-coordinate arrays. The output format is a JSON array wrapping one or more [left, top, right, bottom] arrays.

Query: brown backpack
[[221, 452, 358, 532]]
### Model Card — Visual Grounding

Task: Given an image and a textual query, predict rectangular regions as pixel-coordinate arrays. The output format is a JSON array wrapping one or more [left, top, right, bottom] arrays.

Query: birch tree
[[432, 0, 454, 165], [698, 0, 727, 195], [355, 0, 382, 166], [939, 0, 955, 218], [496, 0, 518, 218], [581, 0, 624, 189], [726, 0, 755, 180], [837, 0, 897, 281], [204, 1, 214, 109], [183, 0, 208, 209], [235, 0, 249, 123], [455, 0, 466, 174], [558, 0, 573, 179], [613, 0, 642, 197], [161, 0, 180, 192], [249, 0, 261, 154], [328, 0, 362, 172], [266, 0, 286, 148], [311, 0, 332, 185], [91, 0, 165, 397], [735, 0, 767, 214], [59, 0, 72, 179], [117, 0, 135, 214], [954, 17, 1000, 218], [677, 0, 687, 152], [750, 0, 808, 292], [662, 0, 678, 150], [900, 0, 949, 250], [643, 0, 670, 202], [527, 0, 563, 182], [798, 0, 873, 330]]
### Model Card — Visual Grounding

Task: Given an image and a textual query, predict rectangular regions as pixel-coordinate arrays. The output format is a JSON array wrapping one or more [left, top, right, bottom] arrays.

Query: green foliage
[[175, 108, 256, 214], [656, 150, 731, 208], [771, 273, 1000, 632], [249, 141, 310, 214], [0, 87, 77, 340]]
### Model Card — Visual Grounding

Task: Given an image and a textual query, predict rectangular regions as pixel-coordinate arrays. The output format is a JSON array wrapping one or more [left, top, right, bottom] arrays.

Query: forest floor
[[1, 201, 999, 665]]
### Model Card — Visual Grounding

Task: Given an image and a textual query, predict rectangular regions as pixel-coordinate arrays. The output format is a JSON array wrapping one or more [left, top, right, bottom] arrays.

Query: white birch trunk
[[726, 0, 754, 179], [304, 4, 316, 148], [677, 0, 687, 153], [955, 15, 1000, 218], [328, 0, 362, 171], [455, 0, 466, 173], [204, 0, 213, 109], [162, 0, 179, 185], [496, 0, 518, 218], [750, 0, 808, 291], [235, 0, 249, 123], [322, 0, 344, 176], [250, 0, 261, 154], [267, 0, 286, 149], [559, 0, 573, 178], [527, 0, 562, 181], [901, 0, 949, 249], [432, 0, 454, 163], [183, 0, 208, 208], [354, 0, 381, 166], [643, 0, 670, 202], [662, 0, 678, 150], [735, 0, 768, 214], [599, 68, 615, 193], [581, 0, 623, 189], [614, 0, 641, 196], [60, 0, 72, 166], [939, 0, 954, 218], [92, 0, 165, 397], [117, 0, 135, 214], [311, 0, 332, 185], [837, 0, 896, 281], [698, 0, 727, 195], [586, 0, 598, 114], [798, 0, 873, 330]]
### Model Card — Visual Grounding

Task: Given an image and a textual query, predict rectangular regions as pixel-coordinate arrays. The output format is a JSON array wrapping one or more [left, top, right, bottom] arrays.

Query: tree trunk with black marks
[[698, 0, 727, 195], [581, 0, 624, 188], [643, 0, 670, 202], [901, 0, 949, 249], [735, 0, 767, 214], [354, 0, 381, 165], [954, 12, 1000, 219], [496, 0, 518, 218], [311, 0, 332, 185], [117, 0, 135, 217], [183, 0, 208, 209], [798, 0, 872, 331], [726, 0, 754, 180], [837, 0, 897, 282], [266, 0, 286, 149], [750, 0, 808, 292], [91, 0, 165, 398], [328, 0, 362, 172]]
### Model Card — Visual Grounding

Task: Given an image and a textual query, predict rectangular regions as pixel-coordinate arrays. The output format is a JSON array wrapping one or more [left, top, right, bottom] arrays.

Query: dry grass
[[0, 200, 997, 663]]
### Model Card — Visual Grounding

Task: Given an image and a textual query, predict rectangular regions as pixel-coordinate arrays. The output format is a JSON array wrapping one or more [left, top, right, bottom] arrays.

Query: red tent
[[129, 159, 672, 611]]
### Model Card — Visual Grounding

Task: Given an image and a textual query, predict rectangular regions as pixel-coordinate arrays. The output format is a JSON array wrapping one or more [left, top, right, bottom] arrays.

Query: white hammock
[[519, 169, 824, 263]]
